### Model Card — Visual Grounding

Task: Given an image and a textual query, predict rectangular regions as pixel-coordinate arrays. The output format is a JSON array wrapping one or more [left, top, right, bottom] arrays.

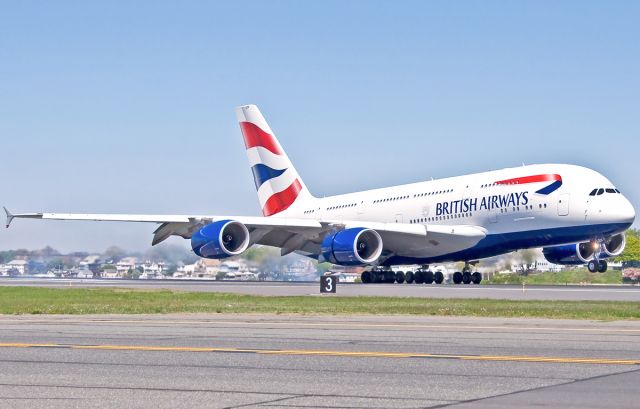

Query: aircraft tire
[[414, 270, 425, 284], [383, 270, 396, 283], [462, 272, 472, 284], [587, 260, 598, 273], [598, 260, 608, 273], [361, 271, 372, 284], [453, 272, 463, 284], [471, 272, 482, 284], [424, 270, 434, 284], [434, 271, 444, 284], [395, 271, 405, 284], [405, 271, 414, 284]]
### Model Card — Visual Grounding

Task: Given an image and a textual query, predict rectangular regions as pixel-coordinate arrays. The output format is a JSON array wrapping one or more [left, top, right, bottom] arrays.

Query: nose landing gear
[[588, 259, 608, 273]]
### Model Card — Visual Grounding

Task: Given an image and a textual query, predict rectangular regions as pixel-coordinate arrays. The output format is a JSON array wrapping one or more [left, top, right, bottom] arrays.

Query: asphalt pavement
[[0, 314, 639, 408]]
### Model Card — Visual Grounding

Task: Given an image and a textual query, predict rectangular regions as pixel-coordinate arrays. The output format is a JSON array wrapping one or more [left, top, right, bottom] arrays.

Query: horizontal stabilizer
[[3, 207, 14, 228]]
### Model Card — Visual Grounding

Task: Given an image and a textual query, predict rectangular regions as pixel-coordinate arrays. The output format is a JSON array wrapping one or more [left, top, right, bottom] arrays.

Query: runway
[[2, 277, 640, 301], [0, 314, 639, 408]]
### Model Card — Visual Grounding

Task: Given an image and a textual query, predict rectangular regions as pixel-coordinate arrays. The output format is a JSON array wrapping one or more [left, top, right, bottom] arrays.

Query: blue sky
[[1, 1, 638, 253]]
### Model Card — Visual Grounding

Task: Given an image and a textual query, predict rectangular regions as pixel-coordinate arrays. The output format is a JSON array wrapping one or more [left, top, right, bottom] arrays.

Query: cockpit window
[[589, 189, 598, 196], [605, 188, 616, 193], [597, 188, 604, 195], [615, 189, 621, 193]]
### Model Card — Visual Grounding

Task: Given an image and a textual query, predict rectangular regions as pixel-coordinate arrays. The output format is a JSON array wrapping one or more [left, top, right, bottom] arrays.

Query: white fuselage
[[279, 163, 635, 264]]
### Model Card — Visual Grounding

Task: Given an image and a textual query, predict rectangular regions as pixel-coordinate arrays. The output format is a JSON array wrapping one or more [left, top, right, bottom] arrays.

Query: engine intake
[[321, 228, 383, 266], [602, 233, 626, 257], [191, 220, 250, 259]]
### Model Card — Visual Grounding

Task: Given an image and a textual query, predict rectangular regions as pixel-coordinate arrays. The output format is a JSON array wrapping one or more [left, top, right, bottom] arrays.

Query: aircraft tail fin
[[235, 105, 314, 216]]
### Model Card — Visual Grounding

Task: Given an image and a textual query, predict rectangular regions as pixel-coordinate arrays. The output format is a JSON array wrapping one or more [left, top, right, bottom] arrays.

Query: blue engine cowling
[[542, 242, 597, 265], [191, 220, 250, 259], [321, 228, 383, 266], [542, 241, 597, 265], [543, 233, 626, 265]]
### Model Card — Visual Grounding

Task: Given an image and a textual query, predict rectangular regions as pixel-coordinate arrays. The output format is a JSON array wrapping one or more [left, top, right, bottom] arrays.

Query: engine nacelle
[[542, 242, 597, 265], [602, 233, 626, 257], [321, 228, 383, 266], [191, 220, 250, 259]]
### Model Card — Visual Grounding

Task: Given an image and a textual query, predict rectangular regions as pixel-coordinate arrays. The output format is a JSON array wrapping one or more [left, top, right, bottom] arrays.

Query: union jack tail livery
[[236, 105, 314, 217]]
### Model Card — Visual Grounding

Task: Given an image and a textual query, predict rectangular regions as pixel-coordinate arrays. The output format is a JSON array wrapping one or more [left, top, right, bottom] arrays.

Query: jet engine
[[543, 232, 627, 265], [321, 228, 383, 266], [601, 233, 626, 257], [191, 220, 250, 259], [542, 242, 597, 265]]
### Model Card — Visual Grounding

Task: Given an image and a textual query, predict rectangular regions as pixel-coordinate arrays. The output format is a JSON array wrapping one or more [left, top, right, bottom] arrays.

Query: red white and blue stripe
[[237, 107, 304, 216], [495, 174, 563, 195]]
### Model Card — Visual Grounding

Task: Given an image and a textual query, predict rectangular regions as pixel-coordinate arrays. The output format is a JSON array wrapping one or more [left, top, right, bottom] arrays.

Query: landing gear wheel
[[414, 270, 425, 284], [471, 272, 482, 284], [587, 260, 598, 273], [383, 270, 396, 283], [361, 271, 372, 284], [453, 272, 463, 284], [405, 271, 414, 284], [462, 272, 472, 284], [395, 271, 405, 284], [424, 270, 434, 284], [373, 271, 383, 283], [434, 271, 444, 284], [598, 260, 608, 273]]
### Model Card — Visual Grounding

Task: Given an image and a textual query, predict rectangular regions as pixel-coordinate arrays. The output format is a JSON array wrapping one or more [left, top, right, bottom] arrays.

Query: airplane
[[4, 105, 636, 285]]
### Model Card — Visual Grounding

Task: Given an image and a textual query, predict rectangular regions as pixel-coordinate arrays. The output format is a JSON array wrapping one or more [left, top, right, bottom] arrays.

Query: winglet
[[4, 207, 14, 228]]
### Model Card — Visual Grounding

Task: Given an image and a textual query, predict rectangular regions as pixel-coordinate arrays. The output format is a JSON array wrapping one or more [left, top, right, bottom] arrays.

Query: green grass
[[1, 287, 639, 320], [485, 268, 622, 285]]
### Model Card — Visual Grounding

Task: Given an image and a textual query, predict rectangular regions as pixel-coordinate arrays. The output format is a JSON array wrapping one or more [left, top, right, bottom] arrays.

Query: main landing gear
[[587, 259, 608, 273], [361, 266, 444, 285], [360, 265, 475, 285], [451, 263, 482, 285]]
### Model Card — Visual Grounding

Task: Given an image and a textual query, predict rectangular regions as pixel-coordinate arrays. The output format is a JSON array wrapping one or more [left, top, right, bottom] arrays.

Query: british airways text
[[435, 191, 529, 216]]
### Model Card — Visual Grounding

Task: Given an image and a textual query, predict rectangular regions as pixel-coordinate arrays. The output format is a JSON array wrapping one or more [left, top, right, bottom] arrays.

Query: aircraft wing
[[4, 207, 485, 262], [3, 208, 324, 246]]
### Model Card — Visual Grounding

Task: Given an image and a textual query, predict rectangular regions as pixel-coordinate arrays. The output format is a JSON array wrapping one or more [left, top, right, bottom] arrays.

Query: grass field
[[485, 269, 621, 285], [0, 287, 639, 320]]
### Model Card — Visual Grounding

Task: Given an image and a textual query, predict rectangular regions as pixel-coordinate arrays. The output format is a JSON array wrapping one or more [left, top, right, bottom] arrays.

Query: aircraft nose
[[619, 196, 636, 225]]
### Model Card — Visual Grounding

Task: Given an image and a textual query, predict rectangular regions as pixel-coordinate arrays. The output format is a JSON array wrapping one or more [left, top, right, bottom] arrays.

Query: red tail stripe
[[495, 174, 561, 185], [263, 179, 303, 216], [239, 122, 283, 155]]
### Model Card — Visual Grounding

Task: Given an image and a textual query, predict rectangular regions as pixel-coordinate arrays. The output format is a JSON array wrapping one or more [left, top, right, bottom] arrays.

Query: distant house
[[511, 256, 563, 273], [116, 257, 138, 277], [139, 261, 166, 279], [5, 259, 28, 275]]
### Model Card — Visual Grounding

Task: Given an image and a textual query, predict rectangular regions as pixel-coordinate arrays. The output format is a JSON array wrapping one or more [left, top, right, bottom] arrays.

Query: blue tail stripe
[[251, 164, 286, 189], [536, 180, 562, 195]]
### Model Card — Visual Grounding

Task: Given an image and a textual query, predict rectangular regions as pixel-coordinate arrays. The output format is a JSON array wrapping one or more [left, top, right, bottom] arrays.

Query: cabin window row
[[373, 195, 410, 204], [409, 213, 473, 224], [413, 189, 453, 198], [326, 203, 357, 211], [374, 189, 455, 204]]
